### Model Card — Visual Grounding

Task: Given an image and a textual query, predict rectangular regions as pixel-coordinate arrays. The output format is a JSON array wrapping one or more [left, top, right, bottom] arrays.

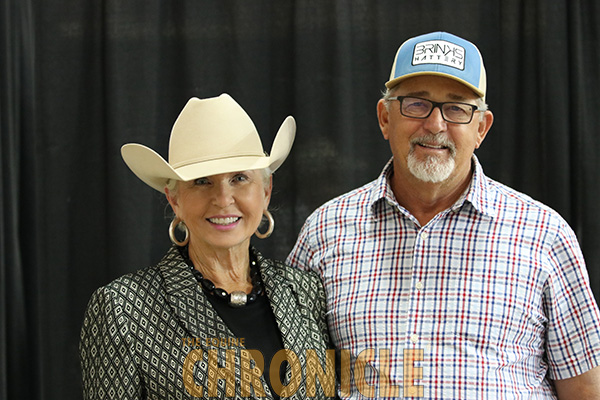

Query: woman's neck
[[187, 241, 252, 293]]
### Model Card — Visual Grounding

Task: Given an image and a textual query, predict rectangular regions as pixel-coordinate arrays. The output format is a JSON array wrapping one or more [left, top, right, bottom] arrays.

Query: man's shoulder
[[308, 179, 380, 217], [484, 175, 568, 226], [261, 254, 322, 288]]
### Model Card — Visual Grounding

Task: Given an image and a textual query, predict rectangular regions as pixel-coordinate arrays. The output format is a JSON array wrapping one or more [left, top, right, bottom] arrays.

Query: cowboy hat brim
[[121, 116, 296, 192]]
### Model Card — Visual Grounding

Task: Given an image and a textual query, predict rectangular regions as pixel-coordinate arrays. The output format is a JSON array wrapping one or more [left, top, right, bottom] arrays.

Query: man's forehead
[[394, 75, 480, 100]]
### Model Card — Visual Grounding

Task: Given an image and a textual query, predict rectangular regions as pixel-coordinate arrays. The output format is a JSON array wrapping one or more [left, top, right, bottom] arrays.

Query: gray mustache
[[410, 134, 457, 156]]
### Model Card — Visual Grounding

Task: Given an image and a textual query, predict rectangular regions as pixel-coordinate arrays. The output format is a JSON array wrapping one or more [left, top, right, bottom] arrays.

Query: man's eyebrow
[[403, 91, 471, 102], [404, 90, 430, 98], [446, 93, 471, 101]]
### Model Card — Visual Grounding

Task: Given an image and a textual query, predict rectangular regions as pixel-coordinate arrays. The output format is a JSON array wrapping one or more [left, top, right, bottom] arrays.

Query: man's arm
[[554, 366, 600, 400]]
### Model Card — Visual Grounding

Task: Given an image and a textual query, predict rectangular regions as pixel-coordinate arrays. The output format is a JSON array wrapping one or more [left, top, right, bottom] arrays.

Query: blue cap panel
[[387, 32, 486, 98]]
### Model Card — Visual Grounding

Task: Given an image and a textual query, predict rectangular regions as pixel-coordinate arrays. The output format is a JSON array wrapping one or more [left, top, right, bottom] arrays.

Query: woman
[[80, 94, 334, 399]]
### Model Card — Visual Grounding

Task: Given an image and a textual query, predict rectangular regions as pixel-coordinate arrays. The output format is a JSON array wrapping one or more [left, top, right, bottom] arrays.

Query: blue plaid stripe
[[287, 157, 600, 399]]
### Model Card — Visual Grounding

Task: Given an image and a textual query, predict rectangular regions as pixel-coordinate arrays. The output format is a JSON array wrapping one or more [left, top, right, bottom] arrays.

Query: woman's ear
[[264, 175, 273, 209], [165, 187, 179, 215]]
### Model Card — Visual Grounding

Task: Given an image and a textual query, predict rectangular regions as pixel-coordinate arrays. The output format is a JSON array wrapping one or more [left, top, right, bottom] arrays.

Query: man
[[287, 32, 600, 399]]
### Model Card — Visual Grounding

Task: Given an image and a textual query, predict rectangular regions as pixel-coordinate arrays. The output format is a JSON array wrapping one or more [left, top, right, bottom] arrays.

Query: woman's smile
[[207, 215, 242, 230]]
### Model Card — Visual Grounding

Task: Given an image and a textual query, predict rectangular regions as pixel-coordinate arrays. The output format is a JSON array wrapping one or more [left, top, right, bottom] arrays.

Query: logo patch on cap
[[412, 40, 465, 70]]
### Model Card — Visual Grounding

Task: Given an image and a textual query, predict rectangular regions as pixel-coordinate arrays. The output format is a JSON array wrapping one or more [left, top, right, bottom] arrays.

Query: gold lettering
[[339, 349, 352, 397], [305, 349, 336, 397], [378, 349, 400, 397], [403, 349, 424, 397], [270, 349, 301, 397], [182, 349, 204, 396], [206, 349, 236, 397], [354, 349, 376, 398], [239, 349, 266, 397]]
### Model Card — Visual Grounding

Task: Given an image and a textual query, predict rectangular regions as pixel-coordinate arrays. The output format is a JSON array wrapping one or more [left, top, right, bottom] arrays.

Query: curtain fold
[[1, 0, 40, 399]]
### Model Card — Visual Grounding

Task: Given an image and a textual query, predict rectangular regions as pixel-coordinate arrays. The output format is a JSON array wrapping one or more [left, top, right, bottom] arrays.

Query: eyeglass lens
[[401, 97, 475, 123]]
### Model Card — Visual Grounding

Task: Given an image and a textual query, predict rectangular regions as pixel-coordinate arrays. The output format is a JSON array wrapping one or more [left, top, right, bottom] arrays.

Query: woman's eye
[[232, 174, 249, 183], [194, 178, 210, 185]]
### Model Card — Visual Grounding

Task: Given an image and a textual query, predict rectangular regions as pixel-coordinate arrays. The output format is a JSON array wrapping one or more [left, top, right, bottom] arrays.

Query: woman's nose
[[212, 183, 235, 207]]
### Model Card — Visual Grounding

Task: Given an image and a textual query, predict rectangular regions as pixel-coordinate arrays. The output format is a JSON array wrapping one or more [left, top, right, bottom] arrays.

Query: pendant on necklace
[[229, 291, 248, 307]]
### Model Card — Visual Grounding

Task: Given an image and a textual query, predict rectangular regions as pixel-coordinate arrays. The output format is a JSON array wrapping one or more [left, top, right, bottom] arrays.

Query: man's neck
[[389, 160, 473, 226]]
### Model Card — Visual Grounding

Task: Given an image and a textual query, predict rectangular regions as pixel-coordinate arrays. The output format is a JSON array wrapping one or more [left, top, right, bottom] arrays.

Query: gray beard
[[407, 152, 455, 183], [407, 133, 457, 183]]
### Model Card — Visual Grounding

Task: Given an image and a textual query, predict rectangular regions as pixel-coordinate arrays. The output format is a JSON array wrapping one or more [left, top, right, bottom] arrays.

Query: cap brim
[[385, 72, 485, 98]]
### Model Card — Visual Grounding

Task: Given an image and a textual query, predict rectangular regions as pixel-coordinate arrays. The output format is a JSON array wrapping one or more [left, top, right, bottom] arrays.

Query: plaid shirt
[[287, 157, 600, 399]]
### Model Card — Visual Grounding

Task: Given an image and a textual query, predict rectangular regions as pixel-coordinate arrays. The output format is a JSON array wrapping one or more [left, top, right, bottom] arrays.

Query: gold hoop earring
[[255, 210, 274, 239], [169, 217, 189, 246]]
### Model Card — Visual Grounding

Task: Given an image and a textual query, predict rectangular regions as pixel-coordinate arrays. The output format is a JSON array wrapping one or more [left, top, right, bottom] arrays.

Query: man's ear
[[377, 99, 391, 140], [475, 110, 494, 149]]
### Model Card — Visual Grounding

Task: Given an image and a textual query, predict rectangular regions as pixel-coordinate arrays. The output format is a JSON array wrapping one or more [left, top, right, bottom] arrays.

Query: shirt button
[[420, 232, 428, 240], [416, 281, 424, 290], [410, 334, 419, 343]]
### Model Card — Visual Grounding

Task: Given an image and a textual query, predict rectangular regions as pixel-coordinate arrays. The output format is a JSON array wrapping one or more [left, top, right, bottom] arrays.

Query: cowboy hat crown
[[121, 93, 295, 192]]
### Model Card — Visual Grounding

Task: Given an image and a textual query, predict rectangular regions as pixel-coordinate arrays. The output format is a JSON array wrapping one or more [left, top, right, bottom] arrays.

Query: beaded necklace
[[185, 251, 264, 308]]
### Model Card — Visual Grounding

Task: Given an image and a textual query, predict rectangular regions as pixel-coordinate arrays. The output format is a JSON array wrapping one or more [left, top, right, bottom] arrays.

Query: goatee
[[407, 133, 457, 183]]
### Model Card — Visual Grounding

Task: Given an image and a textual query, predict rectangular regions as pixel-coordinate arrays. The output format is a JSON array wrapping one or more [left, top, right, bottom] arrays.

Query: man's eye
[[448, 105, 467, 112], [445, 104, 470, 116], [407, 101, 427, 108]]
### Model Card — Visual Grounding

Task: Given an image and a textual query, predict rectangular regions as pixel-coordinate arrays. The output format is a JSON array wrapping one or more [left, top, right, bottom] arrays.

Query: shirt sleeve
[[286, 216, 317, 272], [79, 286, 143, 399], [543, 219, 600, 380]]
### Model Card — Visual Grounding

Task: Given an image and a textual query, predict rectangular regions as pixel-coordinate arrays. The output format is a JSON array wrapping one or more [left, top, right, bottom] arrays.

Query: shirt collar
[[463, 155, 497, 218], [368, 157, 398, 211], [369, 155, 497, 219]]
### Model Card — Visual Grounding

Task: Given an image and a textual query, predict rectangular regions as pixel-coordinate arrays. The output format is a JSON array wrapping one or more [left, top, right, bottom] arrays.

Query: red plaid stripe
[[287, 157, 600, 399]]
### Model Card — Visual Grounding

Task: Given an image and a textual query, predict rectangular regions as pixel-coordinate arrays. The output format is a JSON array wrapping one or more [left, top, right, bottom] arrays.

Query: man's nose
[[423, 106, 447, 133]]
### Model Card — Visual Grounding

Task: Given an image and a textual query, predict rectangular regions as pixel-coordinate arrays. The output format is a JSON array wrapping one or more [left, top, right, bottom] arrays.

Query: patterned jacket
[[80, 245, 334, 399]]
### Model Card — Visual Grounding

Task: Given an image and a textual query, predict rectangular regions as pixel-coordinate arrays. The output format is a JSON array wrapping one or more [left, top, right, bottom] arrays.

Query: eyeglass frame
[[388, 96, 485, 124]]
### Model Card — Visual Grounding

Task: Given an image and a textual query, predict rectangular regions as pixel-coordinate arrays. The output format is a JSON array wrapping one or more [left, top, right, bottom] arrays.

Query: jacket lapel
[[159, 246, 272, 399], [159, 246, 230, 343], [258, 253, 321, 400]]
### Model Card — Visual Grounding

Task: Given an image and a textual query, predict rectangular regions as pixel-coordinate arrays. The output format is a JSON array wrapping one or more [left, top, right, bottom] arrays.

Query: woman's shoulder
[[89, 264, 162, 307], [90, 246, 183, 304], [106, 264, 161, 289]]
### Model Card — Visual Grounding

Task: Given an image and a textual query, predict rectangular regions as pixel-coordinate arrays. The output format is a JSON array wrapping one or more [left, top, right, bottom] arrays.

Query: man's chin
[[407, 155, 455, 183]]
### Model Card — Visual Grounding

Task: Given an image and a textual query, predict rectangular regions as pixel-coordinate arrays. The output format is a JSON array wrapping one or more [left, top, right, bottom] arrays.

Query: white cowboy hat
[[121, 93, 296, 192]]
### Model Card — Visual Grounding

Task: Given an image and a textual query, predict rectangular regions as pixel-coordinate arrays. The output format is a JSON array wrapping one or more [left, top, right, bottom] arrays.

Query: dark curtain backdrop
[[2, 0, 599, 398]]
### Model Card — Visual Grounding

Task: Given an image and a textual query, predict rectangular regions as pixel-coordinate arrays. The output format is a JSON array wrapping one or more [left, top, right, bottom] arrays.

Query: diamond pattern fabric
[[80, 246, 335, 399]]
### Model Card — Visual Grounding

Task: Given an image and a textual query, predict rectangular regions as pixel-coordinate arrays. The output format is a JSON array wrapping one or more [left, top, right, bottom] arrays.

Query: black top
[[206, 293, 286, 398], [180, 246, 286, 398]]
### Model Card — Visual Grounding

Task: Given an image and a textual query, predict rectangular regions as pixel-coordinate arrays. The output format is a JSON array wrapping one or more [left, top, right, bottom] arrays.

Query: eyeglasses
[[389, 96, 483, 124]]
